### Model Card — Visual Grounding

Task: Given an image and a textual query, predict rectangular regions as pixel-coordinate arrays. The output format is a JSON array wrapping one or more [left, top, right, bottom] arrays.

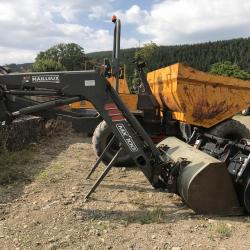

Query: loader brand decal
[[116, 123, 138, 152], [32, 75, 60, 83], [85, 80, 95, 86]]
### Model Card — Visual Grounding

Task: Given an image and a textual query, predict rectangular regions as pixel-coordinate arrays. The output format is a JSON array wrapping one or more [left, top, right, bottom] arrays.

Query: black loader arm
[[0, 70, 174, 188]]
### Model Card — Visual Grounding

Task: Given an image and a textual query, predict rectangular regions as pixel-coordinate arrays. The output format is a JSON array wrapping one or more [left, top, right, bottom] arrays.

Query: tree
[[33, 43, 86, 72], [134, 42, 159, 71], [129, 42, 159, 88], [209, 61, 250, 80], [88, 37, 250, 85], [33, 59, 65, 72]]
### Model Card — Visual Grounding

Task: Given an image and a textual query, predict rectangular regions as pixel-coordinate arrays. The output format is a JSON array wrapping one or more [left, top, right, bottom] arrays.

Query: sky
[[0, 0, 250, 64]]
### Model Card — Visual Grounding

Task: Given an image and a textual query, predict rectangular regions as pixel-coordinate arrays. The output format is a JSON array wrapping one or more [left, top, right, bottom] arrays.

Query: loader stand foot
[[86, 135, 115, 179], [84, 147, 123, 201]]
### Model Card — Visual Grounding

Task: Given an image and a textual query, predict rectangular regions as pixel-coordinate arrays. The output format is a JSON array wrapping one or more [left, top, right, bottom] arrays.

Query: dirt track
[[0, 116, 250, 250]]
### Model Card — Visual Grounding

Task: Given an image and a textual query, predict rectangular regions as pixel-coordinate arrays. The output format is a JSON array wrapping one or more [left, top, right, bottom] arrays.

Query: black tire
[[209, 119, 250, 141], [92, 121, 134, 167]]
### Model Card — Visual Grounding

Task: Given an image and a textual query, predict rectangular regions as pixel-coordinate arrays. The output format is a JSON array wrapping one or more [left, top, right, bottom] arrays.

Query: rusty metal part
[[147, 63, 250, 128]]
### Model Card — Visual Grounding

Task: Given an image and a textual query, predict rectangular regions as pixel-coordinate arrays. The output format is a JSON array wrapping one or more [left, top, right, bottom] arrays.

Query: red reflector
[[104, 103, 118, 110], [108, 110, 122, 116], [112, 15, 117, 23], [112, 115, 125, 121]]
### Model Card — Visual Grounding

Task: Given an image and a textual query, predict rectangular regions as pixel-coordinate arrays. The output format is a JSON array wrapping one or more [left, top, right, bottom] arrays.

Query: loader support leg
[[86, 135, 116, 179], [84, 147, 123, 201]]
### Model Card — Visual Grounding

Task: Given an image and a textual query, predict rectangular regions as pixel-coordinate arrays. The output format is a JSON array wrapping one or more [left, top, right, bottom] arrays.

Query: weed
[[36, 170, 49, 181], [122, 207, 167, 225], [215, 222, 232, 239], [35, 163, 63, 182], [142, 207, 166, 224]]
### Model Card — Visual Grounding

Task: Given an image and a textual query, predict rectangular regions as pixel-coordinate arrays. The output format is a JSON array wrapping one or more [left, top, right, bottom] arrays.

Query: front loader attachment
[[158, 137, 243, 215]]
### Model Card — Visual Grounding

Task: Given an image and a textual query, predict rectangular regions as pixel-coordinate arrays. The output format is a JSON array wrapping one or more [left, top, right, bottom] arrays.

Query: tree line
[[89, 38, 250, 82], [5, 37, 250, 83]]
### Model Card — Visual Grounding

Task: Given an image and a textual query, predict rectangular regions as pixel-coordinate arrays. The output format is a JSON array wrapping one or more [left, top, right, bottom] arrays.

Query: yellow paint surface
[[147, 63, 250, 128]]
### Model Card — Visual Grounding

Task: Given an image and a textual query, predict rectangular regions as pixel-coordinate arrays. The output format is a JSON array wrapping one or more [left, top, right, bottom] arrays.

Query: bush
[[209, 61, 250, 80]]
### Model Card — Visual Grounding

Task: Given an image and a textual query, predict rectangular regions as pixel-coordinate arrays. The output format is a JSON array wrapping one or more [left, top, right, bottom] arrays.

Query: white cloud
[[112, 5, 148, 24], [0, 46, 37, 64], [50, 0, 114, 21], [135, 0, 250, 44], [1, 0, 250, 64], [0, 0, 132, 64]]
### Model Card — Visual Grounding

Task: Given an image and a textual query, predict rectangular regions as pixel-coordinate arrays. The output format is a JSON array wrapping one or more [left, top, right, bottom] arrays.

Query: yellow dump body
[[70, 76, 138, 111], [147, 63, 250, 128]]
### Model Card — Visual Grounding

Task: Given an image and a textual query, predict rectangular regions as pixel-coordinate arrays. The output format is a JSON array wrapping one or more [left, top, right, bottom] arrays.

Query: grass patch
[[0, 148, 35, 184], [35, 163, 63, 183], [122, 207, 167, 225], [139, 207, 166, 224], [215, 222, 232, 239], [36, 170, 49, 181]]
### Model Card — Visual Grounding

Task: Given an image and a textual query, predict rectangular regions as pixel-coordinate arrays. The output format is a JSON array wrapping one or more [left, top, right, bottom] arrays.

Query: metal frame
[[0, 70, 173, 192], [0, 17, 172, 198], [112, 17, 121, 92]]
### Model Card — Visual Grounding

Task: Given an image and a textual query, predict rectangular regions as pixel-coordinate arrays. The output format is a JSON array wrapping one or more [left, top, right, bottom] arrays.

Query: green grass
[[36, 170, 49, 181], [215, 223, 232, 239], [207, 221, 233, 240], [122, 207, 167, 225], [35, 163, 63, 183], [139, 207, 166, 224]]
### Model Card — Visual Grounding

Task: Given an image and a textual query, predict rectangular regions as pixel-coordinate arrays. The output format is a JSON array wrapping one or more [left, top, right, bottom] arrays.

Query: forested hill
[[5, 37, 250, 76], [4, 63, 32, 72], [87, 37, 250, 81]]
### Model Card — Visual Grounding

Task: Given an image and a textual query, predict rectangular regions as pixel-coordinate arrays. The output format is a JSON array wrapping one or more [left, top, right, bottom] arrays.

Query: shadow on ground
[[73, 204, 192, 225], [0, 130, 90, 205]]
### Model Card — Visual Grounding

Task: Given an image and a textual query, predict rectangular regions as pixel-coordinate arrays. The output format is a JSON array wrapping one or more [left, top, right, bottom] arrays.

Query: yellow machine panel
[[147, 63, 250, 128], [71, 94, 138, 111], [108, 76, 130, 94]]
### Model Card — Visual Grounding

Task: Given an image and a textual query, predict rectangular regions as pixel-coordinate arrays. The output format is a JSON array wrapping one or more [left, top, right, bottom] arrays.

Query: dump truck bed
[[147, 63, 250, 128]]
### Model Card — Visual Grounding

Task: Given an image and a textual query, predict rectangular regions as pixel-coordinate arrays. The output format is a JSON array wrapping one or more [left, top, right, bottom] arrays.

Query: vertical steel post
[[112, 17, 121, 93]]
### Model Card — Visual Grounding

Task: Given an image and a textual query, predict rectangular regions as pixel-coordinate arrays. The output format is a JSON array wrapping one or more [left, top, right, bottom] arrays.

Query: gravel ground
[[0, 116, 250, 250]]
